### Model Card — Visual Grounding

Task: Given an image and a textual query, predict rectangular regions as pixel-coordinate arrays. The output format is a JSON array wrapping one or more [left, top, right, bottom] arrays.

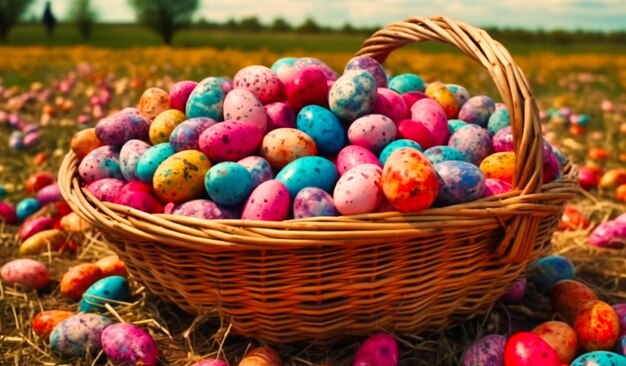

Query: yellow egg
[[425, 82, 458, 119], [60, 212, 92, 233], [149, 109, 186, 145], [19, 229, 67, 254], [239, 347, 282, 366], [153, 150, 211, 203], [479, 152, 515, 184]]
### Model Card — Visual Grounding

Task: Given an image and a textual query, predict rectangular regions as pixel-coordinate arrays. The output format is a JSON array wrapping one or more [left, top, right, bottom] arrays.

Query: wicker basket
[[59, 16, 578, 344]]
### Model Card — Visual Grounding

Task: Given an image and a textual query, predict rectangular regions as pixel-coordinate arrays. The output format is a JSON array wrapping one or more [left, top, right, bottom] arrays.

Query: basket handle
[[357, 16, 544, 262]]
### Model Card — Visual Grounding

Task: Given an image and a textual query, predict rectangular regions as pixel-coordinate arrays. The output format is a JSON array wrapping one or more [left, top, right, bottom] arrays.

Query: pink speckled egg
[[397, 119, 438, 150], [224, 88, 268, 131], [86, 178, 125, 202], [242, 180, 290, 221], [461, 334, 506, 366], [411, 98, 449, 146], [294, 57, 338, 81], [401, 91, 429, 110], [1, 258, 49, 290], [265, 101, 295, 131], [261, 128, 317, 169], [234, 65, 282, 104], [448, 124, 493, 165], [285, 67, 329, 112], [336, 145, 382, 175], [79, 146, 124, 184], [293, 187, 338, 218], [170, 199, 239, 219], [199, 120, 264, 162], [348, 114, 397, 152], [101, 323, 159, 366], [120, 139, 151, 182], [169, 80, 197, 112], [504, 332, 561, 366], [116, 190, 163, 213], [372, 87, 408, 123], [345, 56, 388, 88], [95, 112, 150, 146], [482, 178, 512, 197], [334, 164, 383, 215], [139, 87, 170, 119], [238, 156, 274, 187]]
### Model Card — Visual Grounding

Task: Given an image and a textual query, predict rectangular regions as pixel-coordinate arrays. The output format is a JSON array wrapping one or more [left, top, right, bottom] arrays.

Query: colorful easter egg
[[241, 180, 290, 221], [379, 139, 422, 166], [79, 146, 123, 184], [205, 162, 254, 206], [18, 229, 66, 254], [285, 67, 329, 112], [461, 334, 507, 366], [388, 73, 425, 93], [79, 276, 131, 312], [169, 117, 216, 152], [96, 112, 150, 146], [136, 143, 176, 184], [294, 57, 338, 81], [297, 105, 345, 155], [25, 171, 55, 193], [447, 84, 470, 108], [458, 95, 495, 127], [334, 164, 383, 215], [479, 151, 515, 184], [482, 178, 512, 197], [169, 80, 197, 112], [423, 146, 466, 165], [575, 301, 620, 351], [16, 197, 41, 221], [372, 87, 408, 123], [425, 81, 458, 119], [571, 351, 626, 366], [36, 183, 63, 206], [60, 212, 91, 233], [449, 124, 493, 165], [139, 87, 170, 119], [33, 310, 74, 339], [186, 77, 227, 120], [401, 91, 429, 109], [504, 332, 561, 366], [337, 145, 382, 175], [199, 120, 264, 162], [614, 304, 626, 337], [60, 263, 105, 301], [487, 107, 510, 136], [115, 189, 164, 214], [559, 206, 590, 231], [86, 178, 125, 202], [492, 126, 514, 153], [589, 221, 626, 250], [329, 70, 377, 121], [532, 321, 578, 364], [261, 128, 317, 169], [265, 101, 296, 131], [353, 333, 399, 366], [529, 256, 575, 291], [411, 98, 449, 146], [348, 114, 396, 152], [120, 139, 151, 182], [276, 156, 338, 198], [551, 279, 599, 322], [500, 277, 527, 303], [271, 57, 298, 84], [223, 88, 268, 131], [95, 255, 127, 277], [101, 323, 159, 366], [239, 347, 283, 366], [1, 258, 49, 290], [434, 160, 486, 205], [233, 65, 282, 104], [397, 118, 438, 150], [19, 216, 54, 241], [237, 156, 274, 188], [153, 150, 211, 203], [293, 187, 338, 219], [169, 199, 239, 220], [448, 119, 469, 134], [345, 56, 387, 88], [149, 109, 186, 145], [50, 313, 112, 358]]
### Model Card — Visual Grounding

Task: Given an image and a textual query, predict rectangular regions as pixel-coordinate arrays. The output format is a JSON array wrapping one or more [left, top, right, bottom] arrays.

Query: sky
[[31, 0, 626, 31]]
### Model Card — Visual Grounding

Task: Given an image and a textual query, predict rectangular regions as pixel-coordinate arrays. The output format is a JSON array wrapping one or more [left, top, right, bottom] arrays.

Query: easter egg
[[276, 156, 338, 198], [169, 80, 197, 112], [423, 146, 466, 165], [239, 347, 283, 366], [18, 229, 66, 254], [559, 206, 590, 231], [233, 65, 282, 104], [372, 88, 407, 123], [589, 221, 626, 249], [578, 166, 600, 190], [379, 139, 422, 166], [186, 77, 227, 120], [241, 180, 290, 221], [50, 313, 112, 358], [532, 321, 578, 364], [136, 143, 176, 184], [0, 202, 17, 224], [16, 197, 41, 221], [60, 263, 105, 301], [334, 164, 383, 215], [79, 145, 123, 184], [23, 131, 41, 148], [120, 139, 151, 182], [86, 178, 125, 202], [294, 57, 338, 81], [293, 187, 338, 219], [599, 169, 626, 189], [149, 109, 186, 145], [500, 277, 527, 303], [487, 107, 510, 136], [94, 255, 127, 277], [551, 279, 599, 321], [101, 323, 159, 366], [411, 98, 449, 146], [575, 301, 620, 351], [139, 87, 170, 119], [571, 351, 626, 366], [32, 310, 74, 339], [492, 126, 514, 153], [388, 73, 425, 93], [153, 150, 211, 203], [345, 56, 387, 88], [461, 334, 507, 366], [353, 333, 399, 366], [329, 70, 377, 121], [434, 161, 485, 206], [25, 171, 55, 193], [169, 199, 239, 220], [265, 101, 295, 131], [458, 95, 495, 127], [79, 276, 131, 312], [528, 255, 575, 291], [382, 147, 439, 212], [297, 105, 345, 155], [19, 216, 54, 241], [191, 359, 228, 366], [115, 187, 164, 214], [348, 114, 396, 152], [205, 162, 254, 206], [223, 88, 268, 131], [479, 151, 516, 184], [614, 304, 626, 336], [447, 84, 470, 108], [1, 258, 49, 290], [397, 119, 437, 150], [271, 57, 298, 81], [60, 212, 91, 233], [448, 119, 469, 134], [401, 91, 429, 109], [238, 156, 274, 188], [9, 130, 24, 149], [285, 67, 329, 112], [337, 145, 382, 175], [169, 118, 216, 152], [261, 128, 317, 169], [96, 112, 150, 146], [449, 124, 493, 165], [199, 120, 264, 162], [36, 183, 63, 206], [425, 81, 458, 119], [504, 332, 561, 366]]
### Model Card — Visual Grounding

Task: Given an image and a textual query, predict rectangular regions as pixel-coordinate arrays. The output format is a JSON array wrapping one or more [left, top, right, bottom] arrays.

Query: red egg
[[532, 321, 578, 364], [60, 263, 105, 301], [578, 167, 599, 190], [551, 279, 598, 321], [25, 171, 55, 193], [504, 332, 561, 366], [559, 206, 590, 231], [32, 310, 74, 339], [574, 300, 620, 351]]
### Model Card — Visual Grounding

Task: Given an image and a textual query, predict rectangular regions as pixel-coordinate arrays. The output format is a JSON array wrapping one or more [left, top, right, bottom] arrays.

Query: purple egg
[[448, 124, 493, 166], [36, 183, 63, 206], [458, 95, 495, 127], [23, 131, 41, 148], [434, 160, 486, 205], [589, 221, 626, 249], [613, 304, 626, 337], [461, 334, 507, 366], [237, 156, 274, 188], [79, 146, 124, 184], [293, 187, 338, 219], [170, 199, 239, 219], [492, 126, 514, 153], [345, 56, 388, 88], [101, 323, 158, 366], [500, 277, 527, 303], [120, 139, 152, 182], [86, 178, 126, 202], [169, 118, 217, 152]]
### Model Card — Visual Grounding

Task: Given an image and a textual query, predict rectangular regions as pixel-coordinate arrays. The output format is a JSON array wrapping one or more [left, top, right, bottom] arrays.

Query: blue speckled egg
[[434, 160, 485, 206], [169, 117, 217, 152], [329, 70, 377, 121], [50, 313, 112, 358], [458, 95, 495, 127], [448, 124, 493, 165], [487, 107, 511, 136], [276, 156, 338, 198], [78, 146, 124, 184], [136, 143, 176, 184], [16, 198, 41, 221], [379, 139, 422, 165], [237, 156, 274, 188], [79, 276, 131, 312], [571, 351, 626, 366], [297, 105, 345, 155], [186, 77, 227, 120], [447, 84, 470, 108], [388, 73, 425, 93], [293, 187, 338, 219], [169, 199, 240, 219], [348, 114, 396, 152], [345, 56, 388, 88], [205, 162, 254, 206], [529, 256, 576, 292], [448, 119, 469, 134], [120, 139, 151, 182], [424, 146, 467, 165], [461, 334, 507, 366]]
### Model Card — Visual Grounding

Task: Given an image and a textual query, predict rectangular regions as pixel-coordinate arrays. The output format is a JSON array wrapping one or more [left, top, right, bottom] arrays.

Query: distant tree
[[341, 22, 356, 34], [0, 0, 34, 42], [42, 1, 56, 36], [271, 17, 291, 32], [128, 0, 199, 45], [239, 16, 262, 32], [224, 18, 238, 31], [68, 0, 97, 40], [296, 18, 321, 33]]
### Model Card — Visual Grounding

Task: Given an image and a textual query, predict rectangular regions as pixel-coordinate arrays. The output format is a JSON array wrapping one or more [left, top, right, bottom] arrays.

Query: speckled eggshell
[[345, 56, 388, 88], [199, 120, 264, 163], [492, 126, 514, 153], [529, 255, 576, 292], [410, 98, 449, 146], [388, 73, 425, 93], [205, 162, 254, 206], [293, 187, 338, 219], [139, 87, 170, 119], [329, 70, 377, 121], [461, 334, 506, 366], [571, 351, 626, 366], [379, 139, 422, 166], [149, 109, 186, 145], [78, 145, 124, 184], [504, 332, 561, 366], [241, 180, 290, 221], [276, 156, 338, 198], [233, 65, 282, 104], [588, 219, 626, 250], [575, 301, 620, 351], [482, 178, 512, 197], [169, 80, 197, 112], [334, 164, 383, 215], [458, 95, 496, 127], [71, 128, 103, 159], [101, 323, 159, 366], [487, 107, 511, 136], [86, 178, 125, 202], [1, 258, 49, 290], [336, 145, 382, 175], [372, 88, 408, 123], [136, 143, 176, 184], [348, 114, 396, 152], [120, 139, 151, 181], [186, 77, 226, 120], [237, 156, 274, 188], [271, 57, 298, 85], [434, 160, 486, 206], [448, 124, 493, 165], [49, 313, 112, 358], [297, 105, 345, 155], [479, 151, 516, 184], [285, 67, 329, 113], [500, 277, 527, 303], [60, 263, 105, 301], [532, 321, 578, 364], [169, 117, 217, 152], [33, 310, 74, 339], [223, 88, 268, 131], [551, 279, 598, 322], [261, 128, 317, 169], [294, 57, 338, 81], [423, 146, 466, 165], [396, 119, 437, 150], [265, 101, 295, 131], [382, 147, 439, 212], [79, 276, 131, 312], [170, 199, 239, 219], [425, 81, 459, 119], [153, 150, 211, 203], [448, 119, 469, 134], [447, 84, 470, 108]]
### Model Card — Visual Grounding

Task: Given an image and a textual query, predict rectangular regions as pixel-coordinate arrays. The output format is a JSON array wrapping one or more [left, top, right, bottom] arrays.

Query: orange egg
[[532, 321, 578, 364], [479, 152, 515, 184], [425, 82, 458, 119], [569, 125, 585, 136], [95, 255, 128, 277], [59, 212, 92, 233], [588, 147, 610, 160], [60, 263, 105, 301], [574, 300, 620, 351], [616, 184, 626, 203], [70, 128, 103, 159], [25, 171, 55, 193], [32, 310, 74, 339], [139, 87, 170, 119], [599, 168, 626, 189], [551, 280, 598, 321], [559, 206, 590, 231], [239, 347, 283, 366], [33, 152, 49, 167], [261, 128, 317, 170]]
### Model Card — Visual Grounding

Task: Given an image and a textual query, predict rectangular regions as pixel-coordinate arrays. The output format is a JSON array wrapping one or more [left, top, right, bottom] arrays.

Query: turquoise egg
[[487, 108, 511, 136], [448, 119, 468, 134], [388, 73, 425, 93], [271, 57, 298, 74], [276, 156, 338, 198], [204, 162, 254, 206], [424, 146, 466, 165], [16, 198, 41, 221], [434, 160, 485, 206], [329, 70, 377, 121], [297, 105, 345, 155], [571, 351, 626, 366], [577, 114, 590, 126], [186, 77, 226, 120], [50, 313, 113, 358], [528, 255, 575, 292], [79, 276, 131, 312], [379, 139, 422, 165], [136, 143, 176, 184]]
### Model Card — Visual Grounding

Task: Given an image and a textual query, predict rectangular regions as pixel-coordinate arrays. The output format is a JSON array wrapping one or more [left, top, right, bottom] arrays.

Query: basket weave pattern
[[59, 16, 578, 343]]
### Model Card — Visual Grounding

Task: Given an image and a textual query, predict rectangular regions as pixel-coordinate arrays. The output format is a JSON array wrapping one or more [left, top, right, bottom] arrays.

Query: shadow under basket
[[59, 16, 579, 344]]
